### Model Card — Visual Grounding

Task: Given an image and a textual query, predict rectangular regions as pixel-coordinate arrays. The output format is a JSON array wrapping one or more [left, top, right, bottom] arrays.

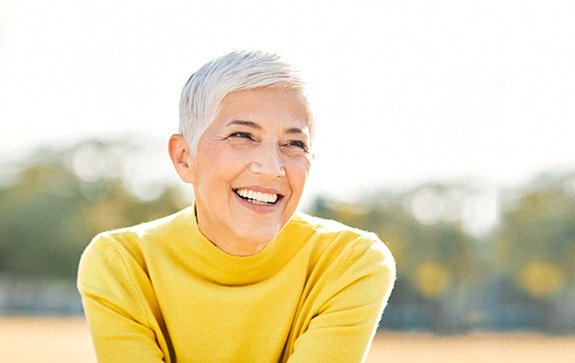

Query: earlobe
[[168, 134, 195, 183]]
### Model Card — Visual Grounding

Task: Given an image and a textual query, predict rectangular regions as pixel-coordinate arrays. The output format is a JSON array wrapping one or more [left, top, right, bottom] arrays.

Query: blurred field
[[1, 317, 574, 362], [367, 332, 575, 363]]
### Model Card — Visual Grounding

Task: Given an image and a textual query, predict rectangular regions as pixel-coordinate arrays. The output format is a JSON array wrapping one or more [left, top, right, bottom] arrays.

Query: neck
[[193, 206, 269, 257]]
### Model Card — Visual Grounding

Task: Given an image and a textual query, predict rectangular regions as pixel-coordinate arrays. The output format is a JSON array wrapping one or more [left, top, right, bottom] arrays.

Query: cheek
[[201, 149, 249, 185], [286, 159, 311, 191]]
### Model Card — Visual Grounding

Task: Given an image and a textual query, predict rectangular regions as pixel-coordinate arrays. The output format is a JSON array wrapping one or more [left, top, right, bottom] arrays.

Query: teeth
[[235, 188, 279, 204]]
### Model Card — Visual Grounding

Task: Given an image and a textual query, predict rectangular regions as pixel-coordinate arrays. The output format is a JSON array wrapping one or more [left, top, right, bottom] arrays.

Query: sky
[[1, 0, 575, 233]]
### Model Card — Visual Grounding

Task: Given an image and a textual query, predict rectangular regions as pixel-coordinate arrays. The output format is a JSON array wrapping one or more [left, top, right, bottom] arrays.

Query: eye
[[228, 131, 255, 141], [284, 140, 309, 151]]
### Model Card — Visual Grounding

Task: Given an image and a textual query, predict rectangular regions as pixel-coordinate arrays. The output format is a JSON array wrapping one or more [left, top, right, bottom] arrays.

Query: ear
[[168, 134, 196, 183]]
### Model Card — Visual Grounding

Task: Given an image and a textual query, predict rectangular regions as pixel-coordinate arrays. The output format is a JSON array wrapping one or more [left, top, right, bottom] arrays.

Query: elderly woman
[[78, 51, 395, 362]]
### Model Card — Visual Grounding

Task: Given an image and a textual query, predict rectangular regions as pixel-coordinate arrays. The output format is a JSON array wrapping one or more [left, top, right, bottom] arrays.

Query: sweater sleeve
[[287, 235, 396, 363], [77, 234, 168, 363]]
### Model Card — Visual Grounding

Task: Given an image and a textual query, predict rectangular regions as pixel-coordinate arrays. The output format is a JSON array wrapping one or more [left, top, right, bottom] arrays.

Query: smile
[[233, 188, 283, 205]]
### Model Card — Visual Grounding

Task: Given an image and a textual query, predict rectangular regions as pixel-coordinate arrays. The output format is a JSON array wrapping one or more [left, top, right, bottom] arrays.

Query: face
[[181, 87, 312, 256]]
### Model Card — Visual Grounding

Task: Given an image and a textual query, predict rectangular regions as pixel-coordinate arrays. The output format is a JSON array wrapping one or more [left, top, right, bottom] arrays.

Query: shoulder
[[290, 211, 393, 255], [78, 207, 192, 281], [288, 211, 396, 275], [87, 206, 192, 249]]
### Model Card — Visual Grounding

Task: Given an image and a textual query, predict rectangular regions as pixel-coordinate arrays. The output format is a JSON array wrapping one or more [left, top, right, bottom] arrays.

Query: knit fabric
[[78, 206, 395, 362]]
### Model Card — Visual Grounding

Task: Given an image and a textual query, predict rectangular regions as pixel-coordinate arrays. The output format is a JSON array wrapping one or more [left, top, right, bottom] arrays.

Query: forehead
[[215, 87, 312, 132]]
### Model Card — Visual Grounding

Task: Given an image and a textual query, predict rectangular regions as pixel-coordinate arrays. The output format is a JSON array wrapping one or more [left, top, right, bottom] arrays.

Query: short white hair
[[179, 50, 308, 155]]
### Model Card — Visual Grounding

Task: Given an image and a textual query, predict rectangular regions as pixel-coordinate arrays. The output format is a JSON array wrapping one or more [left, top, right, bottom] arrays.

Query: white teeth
[[235, 188, 279, 204]]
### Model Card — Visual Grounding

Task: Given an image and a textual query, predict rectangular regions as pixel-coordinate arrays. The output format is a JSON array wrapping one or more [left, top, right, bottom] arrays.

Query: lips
[[233, 188, 284, 205]]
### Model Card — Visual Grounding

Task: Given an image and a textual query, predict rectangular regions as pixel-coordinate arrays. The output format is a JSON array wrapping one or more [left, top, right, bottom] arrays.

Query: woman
[[78, 51, 395, 362]]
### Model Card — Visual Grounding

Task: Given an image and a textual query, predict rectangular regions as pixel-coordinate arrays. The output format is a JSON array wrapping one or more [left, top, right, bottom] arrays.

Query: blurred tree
[[495, 172, 575, 332], [0, 139, 187, 280], [308, 184, 480, 333]]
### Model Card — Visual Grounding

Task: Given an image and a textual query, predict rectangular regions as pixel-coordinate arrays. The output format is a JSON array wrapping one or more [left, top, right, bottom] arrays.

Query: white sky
[[1, 0, 575, 209]]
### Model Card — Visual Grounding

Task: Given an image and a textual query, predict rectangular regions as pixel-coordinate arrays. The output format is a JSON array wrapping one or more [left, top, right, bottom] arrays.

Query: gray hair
[[179, 50, 308, 155]]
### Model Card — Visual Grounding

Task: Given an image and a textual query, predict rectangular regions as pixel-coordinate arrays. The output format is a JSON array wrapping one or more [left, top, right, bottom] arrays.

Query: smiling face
[[174, 87, 312, 256]]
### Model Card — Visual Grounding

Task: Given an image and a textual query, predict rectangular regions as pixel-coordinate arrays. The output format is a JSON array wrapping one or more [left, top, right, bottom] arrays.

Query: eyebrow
[[285, 127, 307, 136], [226, 120, 262, 129], [226, 119, 309, 136]]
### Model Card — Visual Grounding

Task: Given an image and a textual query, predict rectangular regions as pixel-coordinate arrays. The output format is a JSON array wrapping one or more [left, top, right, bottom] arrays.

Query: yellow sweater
[[77, 207, 395, 362]]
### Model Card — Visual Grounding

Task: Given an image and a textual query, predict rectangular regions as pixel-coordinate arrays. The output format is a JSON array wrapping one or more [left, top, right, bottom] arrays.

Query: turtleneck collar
[[168, 206, 309, 286]]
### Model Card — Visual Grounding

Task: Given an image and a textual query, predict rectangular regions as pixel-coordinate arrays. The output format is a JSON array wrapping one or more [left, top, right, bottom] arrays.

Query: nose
[[250, 143, 286, 178]]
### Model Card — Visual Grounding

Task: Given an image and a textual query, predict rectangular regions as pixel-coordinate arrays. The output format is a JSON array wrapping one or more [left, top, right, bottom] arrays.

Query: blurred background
[[1, 0, 575, 361]]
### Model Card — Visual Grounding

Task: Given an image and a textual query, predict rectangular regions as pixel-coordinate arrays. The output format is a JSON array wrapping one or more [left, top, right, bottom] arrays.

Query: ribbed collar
[[168, 206, 309, 286]]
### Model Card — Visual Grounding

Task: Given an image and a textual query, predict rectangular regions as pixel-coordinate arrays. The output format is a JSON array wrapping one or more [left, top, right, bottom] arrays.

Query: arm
[[77, 235, 169, 363], [288, 237, 396, 363]]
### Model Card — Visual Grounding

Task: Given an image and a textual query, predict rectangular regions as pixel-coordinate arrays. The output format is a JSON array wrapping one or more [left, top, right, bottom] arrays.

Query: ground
[[1, 317, 574, 362]]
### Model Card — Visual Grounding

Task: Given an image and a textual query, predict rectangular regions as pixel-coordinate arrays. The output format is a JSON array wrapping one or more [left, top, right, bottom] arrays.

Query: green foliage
[[0, 140, 187, 280], [495, 173, 575, 296], [308, 186, 478, 298]]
